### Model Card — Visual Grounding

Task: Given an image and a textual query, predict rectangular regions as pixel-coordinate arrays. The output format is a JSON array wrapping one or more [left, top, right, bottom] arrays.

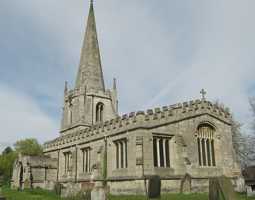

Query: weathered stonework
[[11, 154, 57, 190], [11, 1, 243, 196]]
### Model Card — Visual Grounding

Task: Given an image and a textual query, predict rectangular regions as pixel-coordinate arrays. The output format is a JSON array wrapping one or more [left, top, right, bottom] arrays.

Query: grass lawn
[[2, 187, 255, 200]]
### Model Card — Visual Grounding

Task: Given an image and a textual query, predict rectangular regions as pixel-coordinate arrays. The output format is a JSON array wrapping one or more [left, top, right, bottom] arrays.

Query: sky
[[0, 0, 255, 152]]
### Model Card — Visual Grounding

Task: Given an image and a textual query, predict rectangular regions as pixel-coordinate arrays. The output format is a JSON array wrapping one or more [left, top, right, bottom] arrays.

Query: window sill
[[198, 166, 217, 168], [154, 167, 173, 169], [79, 172, 92, 175], [113, 168, 128, 172]]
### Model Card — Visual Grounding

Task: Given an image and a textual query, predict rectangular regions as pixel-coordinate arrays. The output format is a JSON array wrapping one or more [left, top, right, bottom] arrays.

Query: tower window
[[96, 102, 104, 122], [197, 124, 216, 167], [153, 136, 171, 168]]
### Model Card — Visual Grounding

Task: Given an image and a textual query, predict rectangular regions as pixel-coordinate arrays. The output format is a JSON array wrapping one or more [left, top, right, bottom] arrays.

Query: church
[[11, 1, 242, 196]]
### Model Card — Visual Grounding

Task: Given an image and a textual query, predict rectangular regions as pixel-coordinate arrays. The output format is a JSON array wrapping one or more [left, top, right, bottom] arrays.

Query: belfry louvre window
[[115, 139, 127, 169], [64, 152, 72, 173], [197, 124, 216, 167], [82, 148, 91, 173], [96, 103, 104, 122], [153, 136, 170, 168]]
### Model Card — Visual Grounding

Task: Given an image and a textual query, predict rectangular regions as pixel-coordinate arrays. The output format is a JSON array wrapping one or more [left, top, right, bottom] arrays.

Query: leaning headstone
[[0, 176, 6, 200], [180, 173, 192, 194], [209, 176, 237, 200]]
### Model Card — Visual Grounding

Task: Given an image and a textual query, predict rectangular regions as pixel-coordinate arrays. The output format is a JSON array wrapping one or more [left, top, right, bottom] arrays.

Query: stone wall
[[11, 155, 58, 190], [40, 100, 242, 195]]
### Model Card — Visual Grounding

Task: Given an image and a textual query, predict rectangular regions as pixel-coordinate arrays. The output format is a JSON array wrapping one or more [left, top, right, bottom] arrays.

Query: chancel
[[11, 1, 243, 196]]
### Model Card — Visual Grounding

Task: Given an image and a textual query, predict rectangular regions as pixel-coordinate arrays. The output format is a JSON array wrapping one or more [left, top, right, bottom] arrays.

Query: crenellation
[[129, 112, 135, 117], [43, 99, 233, 152], [183, 102, 189, 107], [122, 114, 128, 120], [147, 109, 154, 115], [136, 111, 145, 116], [155, 107, 161, 113]]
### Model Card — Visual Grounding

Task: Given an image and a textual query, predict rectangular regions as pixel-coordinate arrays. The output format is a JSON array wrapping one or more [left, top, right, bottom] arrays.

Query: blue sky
[[0, 0, 255, 151]]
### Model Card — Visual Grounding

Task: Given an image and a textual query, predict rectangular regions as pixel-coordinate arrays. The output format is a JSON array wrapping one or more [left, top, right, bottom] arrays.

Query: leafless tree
[[250, 97, 255, 134]]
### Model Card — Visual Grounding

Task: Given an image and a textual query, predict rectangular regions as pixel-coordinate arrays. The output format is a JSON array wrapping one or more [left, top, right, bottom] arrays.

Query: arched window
[[96, 102, 104, 122], [197, 124, 216, 167]]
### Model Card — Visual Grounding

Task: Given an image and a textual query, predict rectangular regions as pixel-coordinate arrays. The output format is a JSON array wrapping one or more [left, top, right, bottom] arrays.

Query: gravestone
[[91, 182, 106, 200], [148, 176, 161, 199], [0, 175, 6, 200], [91, 148, 106, 200], [209, 176, 237, 200], [180, 173, 192, 194]]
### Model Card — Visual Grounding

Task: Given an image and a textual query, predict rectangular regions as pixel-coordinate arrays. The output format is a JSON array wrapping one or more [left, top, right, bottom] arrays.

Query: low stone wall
[[107, 178, 209, 195]]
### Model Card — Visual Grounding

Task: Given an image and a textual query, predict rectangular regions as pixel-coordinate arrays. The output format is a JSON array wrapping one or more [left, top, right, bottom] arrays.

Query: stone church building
[[12, 1, 242, 195]]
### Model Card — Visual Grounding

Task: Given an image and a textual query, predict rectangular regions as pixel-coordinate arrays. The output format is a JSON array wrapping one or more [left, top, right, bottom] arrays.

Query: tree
[[231, 119, 250, 167], [14, 138, 43, 156], [2, 146, 13, 155], [250, 97, 255, 134], [0, 148, 17, 184]]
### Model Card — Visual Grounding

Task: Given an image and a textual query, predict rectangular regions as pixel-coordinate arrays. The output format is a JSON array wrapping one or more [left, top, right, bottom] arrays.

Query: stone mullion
[[197, 138, 203, 166], [157, 138, 161, 167], [123, 140, 126, 168], [88, 149, 90, 172], [209, 129, 212, 166], [198, 129, 203, 166], [118, 141, 122, 168], [162, 138, 166, 167], [64, 154, 67, 173], [116, 143, 118, 169], [202, 128, 207, 167], [82, 150, 85, 172], [85, 150, 88, 172]]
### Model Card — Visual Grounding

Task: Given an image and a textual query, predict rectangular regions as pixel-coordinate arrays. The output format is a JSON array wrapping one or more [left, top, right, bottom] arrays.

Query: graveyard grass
[[2, 186, 255, 200]]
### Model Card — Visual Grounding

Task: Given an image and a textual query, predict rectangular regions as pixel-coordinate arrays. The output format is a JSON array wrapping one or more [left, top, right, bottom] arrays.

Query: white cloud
[[144, 0, 255, 132], [0, 0, 255, 146], [0, 84, 58, 152]]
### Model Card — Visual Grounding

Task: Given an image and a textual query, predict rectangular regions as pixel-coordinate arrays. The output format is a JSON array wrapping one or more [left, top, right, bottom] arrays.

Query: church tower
[[60, 1, 118, 134]]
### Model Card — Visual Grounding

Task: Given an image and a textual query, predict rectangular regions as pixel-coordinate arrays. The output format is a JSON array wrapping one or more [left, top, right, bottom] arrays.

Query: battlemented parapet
[[44, 99, 231, 152]]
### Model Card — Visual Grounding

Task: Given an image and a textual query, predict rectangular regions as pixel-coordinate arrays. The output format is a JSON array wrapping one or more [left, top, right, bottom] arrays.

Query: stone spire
[[75, 1, 105, 91]]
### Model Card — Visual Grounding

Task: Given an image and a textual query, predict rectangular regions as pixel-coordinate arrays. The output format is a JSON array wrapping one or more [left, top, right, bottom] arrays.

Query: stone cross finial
[[200, 89, 207, 100]]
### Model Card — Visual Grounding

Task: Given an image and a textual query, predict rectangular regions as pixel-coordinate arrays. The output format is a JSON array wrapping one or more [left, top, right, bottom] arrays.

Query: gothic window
[[153, 136, 170, 168], [82, 147, 91, 173], [64, 152, 72, 173], [96, 102, 104, 122], [197, 124, 216, 167], [115, 139, 127, 169]]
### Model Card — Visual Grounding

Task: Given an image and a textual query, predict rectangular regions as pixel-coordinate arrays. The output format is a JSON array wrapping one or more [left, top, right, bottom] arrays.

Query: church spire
[[75, 1, 105, 91]]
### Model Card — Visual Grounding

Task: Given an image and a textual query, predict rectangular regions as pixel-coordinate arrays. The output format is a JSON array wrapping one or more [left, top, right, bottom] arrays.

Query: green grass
[[2, 187, 62, 200], [109, 193, 209, 200], [109, 193, 255, 200], [2, 186, 255, 200]]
